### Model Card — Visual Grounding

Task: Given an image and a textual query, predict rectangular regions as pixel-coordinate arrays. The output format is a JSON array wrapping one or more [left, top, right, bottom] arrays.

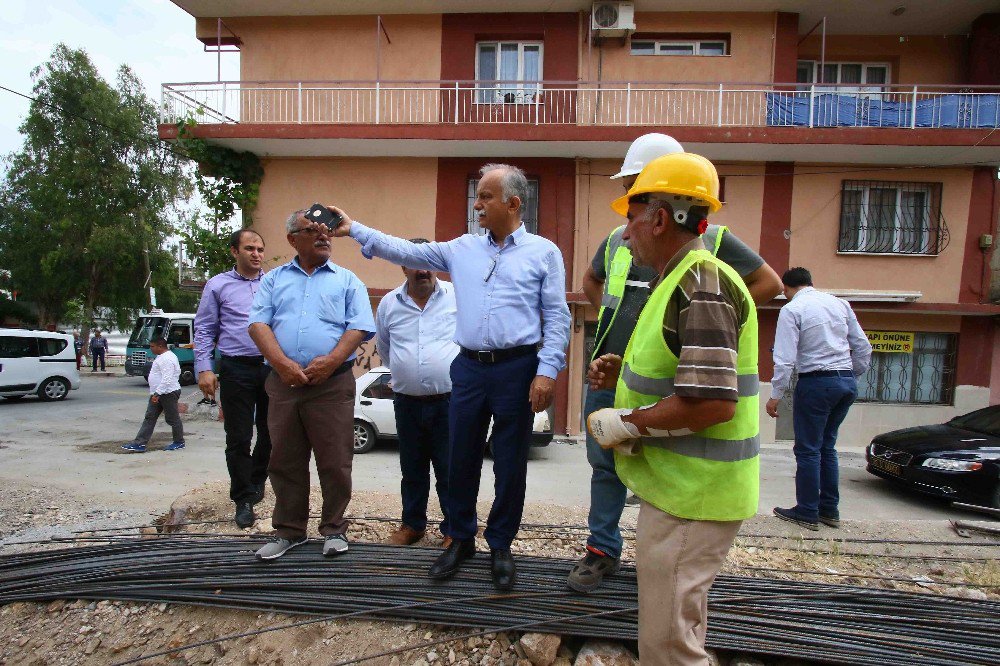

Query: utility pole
[[140, 211, 154, 310]]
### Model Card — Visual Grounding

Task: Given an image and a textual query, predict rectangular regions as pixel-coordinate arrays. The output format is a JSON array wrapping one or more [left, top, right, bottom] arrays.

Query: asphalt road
[[0, 374, 985, 523]]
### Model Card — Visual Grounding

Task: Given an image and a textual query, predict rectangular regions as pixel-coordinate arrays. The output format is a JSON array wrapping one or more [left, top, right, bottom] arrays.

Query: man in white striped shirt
[[122, 337, 185, 453]]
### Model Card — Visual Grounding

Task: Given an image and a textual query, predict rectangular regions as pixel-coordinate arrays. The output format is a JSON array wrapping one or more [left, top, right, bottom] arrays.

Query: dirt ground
[[0, 480, 997, 666]]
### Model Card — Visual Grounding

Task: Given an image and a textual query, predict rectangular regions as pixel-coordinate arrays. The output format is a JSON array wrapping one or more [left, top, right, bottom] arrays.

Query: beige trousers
[[636, 501, 742, 666]]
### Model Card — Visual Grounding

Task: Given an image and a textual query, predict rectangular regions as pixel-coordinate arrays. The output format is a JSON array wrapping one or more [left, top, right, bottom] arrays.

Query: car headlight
[[921, 458, 983, 472]]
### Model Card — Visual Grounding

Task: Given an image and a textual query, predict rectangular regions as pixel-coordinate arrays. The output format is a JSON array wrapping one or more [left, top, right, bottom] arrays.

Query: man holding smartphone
[[322, 165, 571, 591]]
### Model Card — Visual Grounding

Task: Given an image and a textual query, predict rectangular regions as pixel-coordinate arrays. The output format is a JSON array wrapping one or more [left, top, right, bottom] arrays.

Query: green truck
[[124, 310, 199, 385]]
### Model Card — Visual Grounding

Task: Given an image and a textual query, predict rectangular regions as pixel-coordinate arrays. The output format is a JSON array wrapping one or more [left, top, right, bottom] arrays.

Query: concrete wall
[[227, 15, 443, 81], [798, 34, 968, 86], [788, 167, 974, 303], [581, 12, 778, 83], [759, 383, 990, 450], [251, 157, 439, 294]]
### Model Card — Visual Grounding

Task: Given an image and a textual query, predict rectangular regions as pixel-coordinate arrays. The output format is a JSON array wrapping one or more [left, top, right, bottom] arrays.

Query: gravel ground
[[0, 480, 996, 665]]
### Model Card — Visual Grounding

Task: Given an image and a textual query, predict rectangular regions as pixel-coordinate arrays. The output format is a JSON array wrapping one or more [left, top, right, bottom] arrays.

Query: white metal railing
[[160, 81, 1000, 129]]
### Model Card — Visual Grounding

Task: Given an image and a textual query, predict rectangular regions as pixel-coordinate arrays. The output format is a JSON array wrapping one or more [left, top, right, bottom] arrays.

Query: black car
[[866, 405, 1000, 509]]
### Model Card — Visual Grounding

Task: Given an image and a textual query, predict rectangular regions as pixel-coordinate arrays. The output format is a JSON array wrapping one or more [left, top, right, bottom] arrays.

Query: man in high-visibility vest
[[569, 133, 779, 594], [587, 153, 760, 666]]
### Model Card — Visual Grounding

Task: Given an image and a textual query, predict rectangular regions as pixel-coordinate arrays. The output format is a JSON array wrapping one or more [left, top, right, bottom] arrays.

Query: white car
[[353, 366, 554, 454], [0, 328, 81, 401]]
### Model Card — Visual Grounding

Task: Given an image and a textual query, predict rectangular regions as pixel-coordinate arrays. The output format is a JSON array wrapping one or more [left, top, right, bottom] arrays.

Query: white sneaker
[[255, 536, 307, 561], [323, 534, 349, 556]]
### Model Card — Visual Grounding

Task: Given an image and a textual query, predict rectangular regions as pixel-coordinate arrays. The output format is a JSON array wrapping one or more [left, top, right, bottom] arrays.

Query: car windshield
[[128, 317, 168, 347], [947, 407, 1000, 437]]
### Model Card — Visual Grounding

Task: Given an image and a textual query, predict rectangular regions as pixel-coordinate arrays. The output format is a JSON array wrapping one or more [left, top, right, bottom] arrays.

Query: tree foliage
[[176, 118, 262, 228], [0, 44, 192, 335]]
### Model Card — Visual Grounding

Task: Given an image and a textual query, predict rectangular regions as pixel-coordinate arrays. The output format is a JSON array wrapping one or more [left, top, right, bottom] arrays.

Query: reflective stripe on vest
[[621, 363, 759, 398], [642, 433, 760, 462]]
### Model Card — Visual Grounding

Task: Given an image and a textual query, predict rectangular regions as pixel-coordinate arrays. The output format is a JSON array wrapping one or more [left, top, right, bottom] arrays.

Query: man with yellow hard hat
[[586, 152, 760, 666], [569, 134, 778, 595]]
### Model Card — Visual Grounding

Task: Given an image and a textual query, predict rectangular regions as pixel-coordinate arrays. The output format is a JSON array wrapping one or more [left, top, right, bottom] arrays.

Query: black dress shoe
[[428, 539, 475, 579], [234, 502, 255, 529], [491, 549, 516, 591]]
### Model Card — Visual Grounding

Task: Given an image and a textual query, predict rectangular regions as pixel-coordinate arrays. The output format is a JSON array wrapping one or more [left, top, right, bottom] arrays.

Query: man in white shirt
[[766, 267, 872, 530], [122, 337, 185, 453], [375, 239, 459, 546]]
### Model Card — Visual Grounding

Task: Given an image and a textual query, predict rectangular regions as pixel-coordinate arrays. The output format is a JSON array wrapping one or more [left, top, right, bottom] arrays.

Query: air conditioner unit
[[591, 2, 636, 34]]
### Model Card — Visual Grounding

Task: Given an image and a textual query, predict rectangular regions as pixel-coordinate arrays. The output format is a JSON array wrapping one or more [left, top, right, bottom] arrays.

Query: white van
[[0, 328, 81, 401]]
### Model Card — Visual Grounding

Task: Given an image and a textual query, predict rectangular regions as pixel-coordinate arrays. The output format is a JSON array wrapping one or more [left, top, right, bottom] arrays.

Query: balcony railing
[[160, 80, 1000, 130]]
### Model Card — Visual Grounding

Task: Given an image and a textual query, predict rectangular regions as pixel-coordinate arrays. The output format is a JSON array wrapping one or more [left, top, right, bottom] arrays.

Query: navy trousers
[[393, 393, 451, 534], [792, 373, 858, 521], [445, 352, 537, 550]]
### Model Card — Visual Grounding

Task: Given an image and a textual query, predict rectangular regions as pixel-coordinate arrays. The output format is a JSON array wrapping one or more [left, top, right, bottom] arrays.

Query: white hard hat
[[611, 133, 685, 180]]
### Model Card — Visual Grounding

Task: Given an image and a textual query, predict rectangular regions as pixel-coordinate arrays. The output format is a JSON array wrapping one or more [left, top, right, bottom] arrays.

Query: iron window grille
[[838, 180, 950, 255], [857, 332, 956, 405], [467, 177, 539, 235]]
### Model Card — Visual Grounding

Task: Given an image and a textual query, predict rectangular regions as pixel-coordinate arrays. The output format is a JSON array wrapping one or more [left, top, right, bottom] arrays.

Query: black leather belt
[[459, 344, 537, 364], [221, 355, 265, 366], [398, 392, 451, 402], [799, 369, 854, 378]]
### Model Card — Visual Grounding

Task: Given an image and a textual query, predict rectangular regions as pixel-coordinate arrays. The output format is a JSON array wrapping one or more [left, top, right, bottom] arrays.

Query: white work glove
[[588, 408, 641, 453]]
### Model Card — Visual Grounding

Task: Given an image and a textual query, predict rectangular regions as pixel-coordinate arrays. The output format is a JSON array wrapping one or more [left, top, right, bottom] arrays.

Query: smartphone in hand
[[306, 203, 343, 231]]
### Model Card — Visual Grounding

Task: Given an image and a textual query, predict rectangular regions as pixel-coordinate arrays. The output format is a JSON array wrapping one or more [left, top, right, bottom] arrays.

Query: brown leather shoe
[[387, 525, 425, 546], [440, 536, 453, 549]]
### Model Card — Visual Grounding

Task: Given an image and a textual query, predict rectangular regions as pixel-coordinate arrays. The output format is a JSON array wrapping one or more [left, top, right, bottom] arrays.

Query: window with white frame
[[796, 61, 890, 89], [857, 332, 956, 405], [838, 180, 948, 255], [476, 42, 542, 104], [467, 177, 539, 235], [631, 39, 728, 56]]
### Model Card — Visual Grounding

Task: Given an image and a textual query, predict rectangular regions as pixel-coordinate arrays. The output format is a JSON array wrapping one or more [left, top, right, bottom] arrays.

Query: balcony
[[158, 80, 1000, 164], [162, 80, 1000, 129]]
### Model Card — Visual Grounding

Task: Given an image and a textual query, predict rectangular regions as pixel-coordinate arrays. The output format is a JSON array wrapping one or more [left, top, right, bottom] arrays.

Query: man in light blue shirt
[[248, 209, 376, 561], [375, 239, 459, 547], [327, 163, 571, 590]]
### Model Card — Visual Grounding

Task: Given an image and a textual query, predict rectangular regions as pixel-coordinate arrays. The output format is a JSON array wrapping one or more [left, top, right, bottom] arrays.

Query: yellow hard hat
[[611, 152, 722, 217]]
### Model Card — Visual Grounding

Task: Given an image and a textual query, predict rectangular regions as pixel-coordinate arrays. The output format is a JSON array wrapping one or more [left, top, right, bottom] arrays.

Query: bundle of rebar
[[1, 536, 998, 665]]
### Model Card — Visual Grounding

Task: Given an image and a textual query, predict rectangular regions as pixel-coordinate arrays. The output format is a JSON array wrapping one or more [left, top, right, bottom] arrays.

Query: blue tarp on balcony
[[766, 93, 1000, 128]]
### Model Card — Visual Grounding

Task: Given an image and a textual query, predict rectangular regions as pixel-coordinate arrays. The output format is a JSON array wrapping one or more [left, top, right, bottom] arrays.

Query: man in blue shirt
[[327, 164, 571, 590], [375, 239, 459, 547], [248, 209, 376, 561]]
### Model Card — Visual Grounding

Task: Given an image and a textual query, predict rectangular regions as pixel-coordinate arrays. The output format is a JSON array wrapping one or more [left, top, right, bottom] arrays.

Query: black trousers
[[220, 357, 272, 504]]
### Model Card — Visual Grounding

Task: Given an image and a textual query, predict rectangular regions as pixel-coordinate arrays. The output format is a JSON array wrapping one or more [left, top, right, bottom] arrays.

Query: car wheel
[[37, 377, 69, 401], [354, 421, 376, 454], [179, 365, 196, 386], [991, 485, 1000, 511]]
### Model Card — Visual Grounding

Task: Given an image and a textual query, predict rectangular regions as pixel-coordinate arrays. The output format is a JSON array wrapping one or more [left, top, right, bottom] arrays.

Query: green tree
[[0, 44, 192, 340]]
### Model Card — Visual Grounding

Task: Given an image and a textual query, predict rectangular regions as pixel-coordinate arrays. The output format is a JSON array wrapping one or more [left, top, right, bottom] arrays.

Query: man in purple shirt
[[194, 229, 271, 529]]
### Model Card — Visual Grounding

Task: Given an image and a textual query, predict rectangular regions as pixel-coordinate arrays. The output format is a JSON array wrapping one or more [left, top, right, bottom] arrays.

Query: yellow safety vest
[[614, 247, 759, 521]]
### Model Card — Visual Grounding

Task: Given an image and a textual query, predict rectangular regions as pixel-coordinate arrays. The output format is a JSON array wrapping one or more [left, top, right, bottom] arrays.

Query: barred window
[[857, 332, 956, 405], [839, 180, 950, 255], [467, 177, 539, 235]]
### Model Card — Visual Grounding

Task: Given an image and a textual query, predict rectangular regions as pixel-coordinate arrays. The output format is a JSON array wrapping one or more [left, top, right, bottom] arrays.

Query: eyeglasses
[[289, 226, 331, 237]]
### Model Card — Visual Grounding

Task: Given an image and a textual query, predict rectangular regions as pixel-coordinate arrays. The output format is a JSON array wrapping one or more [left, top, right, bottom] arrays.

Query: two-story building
[[161, 1, 1000, 448]]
